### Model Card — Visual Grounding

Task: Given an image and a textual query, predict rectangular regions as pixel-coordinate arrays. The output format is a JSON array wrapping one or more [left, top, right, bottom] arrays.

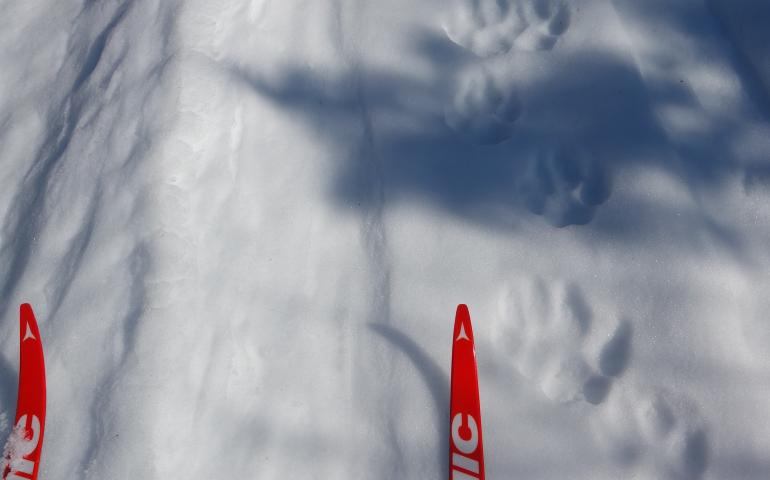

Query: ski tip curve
[[20, 303, 34, 319], [453, 304, 474, 344], [19, 303, 41, 340]]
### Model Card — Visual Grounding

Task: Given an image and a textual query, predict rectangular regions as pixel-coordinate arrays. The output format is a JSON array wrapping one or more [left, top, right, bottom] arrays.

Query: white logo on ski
[[22, 322, 36, 342], [455, 323, 470, 342], [6, 414, 41, 479], [451, 413, 480, 478]]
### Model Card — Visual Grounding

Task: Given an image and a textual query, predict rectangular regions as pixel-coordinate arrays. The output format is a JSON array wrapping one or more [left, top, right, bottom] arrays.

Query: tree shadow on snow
[[228, 7, 770, 478], [370, 323, 450, 478], [228, 16, 769, 267]]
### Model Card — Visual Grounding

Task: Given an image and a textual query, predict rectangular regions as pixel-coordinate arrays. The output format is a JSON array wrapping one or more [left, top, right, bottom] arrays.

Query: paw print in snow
[[595, 388, 709, 480], [517, 144, 611, 227], [445, 67, 522, 145], [496, 279, 632, 405], [444, 0, 571, 57]]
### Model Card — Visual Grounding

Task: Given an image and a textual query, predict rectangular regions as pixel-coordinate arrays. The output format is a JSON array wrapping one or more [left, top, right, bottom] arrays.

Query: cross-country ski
[[3, 304, 46, 480], [449, 304, 485, 480]]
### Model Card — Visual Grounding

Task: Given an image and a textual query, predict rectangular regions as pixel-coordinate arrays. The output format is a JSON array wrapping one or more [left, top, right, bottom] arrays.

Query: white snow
[[2, 420, 36, 476], [2, 0, 770, 478]]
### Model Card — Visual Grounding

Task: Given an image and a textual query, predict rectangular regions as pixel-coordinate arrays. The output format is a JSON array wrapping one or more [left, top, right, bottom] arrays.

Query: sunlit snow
[[2, 0, 770, 478]]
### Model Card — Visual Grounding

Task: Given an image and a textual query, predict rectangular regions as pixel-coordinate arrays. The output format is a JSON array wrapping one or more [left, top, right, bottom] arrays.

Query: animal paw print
[[444, 0, 571, 57], [444, 67, 522, 145], [496, 279, 632, 405], [595, 388, 709, 479], [517, 143, 610, 227]]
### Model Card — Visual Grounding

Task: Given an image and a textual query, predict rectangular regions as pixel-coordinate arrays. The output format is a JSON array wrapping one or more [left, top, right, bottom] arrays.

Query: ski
[[3, 304, 46, 480], [449, 304, 485, 480]]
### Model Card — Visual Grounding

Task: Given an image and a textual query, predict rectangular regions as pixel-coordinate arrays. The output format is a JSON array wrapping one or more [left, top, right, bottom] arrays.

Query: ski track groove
[[73, 1, 174, 476], [45, 186, 102, 322], [333, 1, 397, 477], [0, 1, 177, 476], [338, 2, 392, 329], [0, 96, 81, 324], [0, 0, 135, 323]]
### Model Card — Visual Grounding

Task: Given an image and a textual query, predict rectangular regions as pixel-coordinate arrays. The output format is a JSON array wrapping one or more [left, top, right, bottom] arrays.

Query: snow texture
[[2, 422, 31, 475], [2, 0, 770, 478]]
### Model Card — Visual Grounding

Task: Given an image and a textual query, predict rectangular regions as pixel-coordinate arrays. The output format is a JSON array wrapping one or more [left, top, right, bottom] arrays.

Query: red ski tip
[[453, 304, 474, 345], [3, 303, 46, 480], [19, 303, 41, 344], [449, 304, 485, 480]]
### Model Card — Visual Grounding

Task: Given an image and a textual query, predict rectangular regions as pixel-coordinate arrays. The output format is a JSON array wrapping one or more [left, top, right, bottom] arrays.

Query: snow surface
[[2, 0, 770, 478], [3, 420, 35, 476]]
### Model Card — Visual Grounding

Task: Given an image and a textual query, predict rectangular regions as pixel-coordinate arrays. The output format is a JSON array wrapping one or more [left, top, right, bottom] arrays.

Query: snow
[[3, 422, 27, 475], [2, 0, 770, 478]]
